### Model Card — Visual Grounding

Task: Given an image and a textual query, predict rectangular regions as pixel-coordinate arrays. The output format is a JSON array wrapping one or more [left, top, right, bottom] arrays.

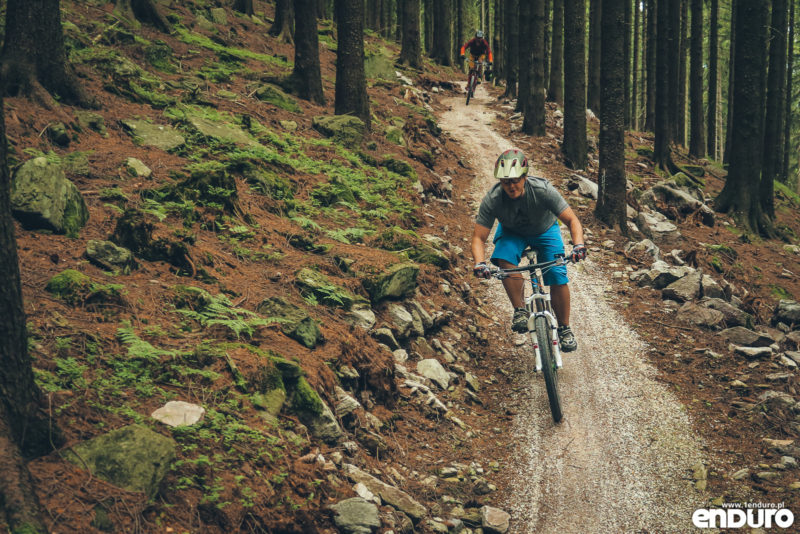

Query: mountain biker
[[460, 30, 493, 82], [471, 149, 587, 352]]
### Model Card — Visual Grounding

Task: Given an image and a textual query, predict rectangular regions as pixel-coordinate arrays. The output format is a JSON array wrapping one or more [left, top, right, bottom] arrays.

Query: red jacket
[[460, 37, 493, 62]]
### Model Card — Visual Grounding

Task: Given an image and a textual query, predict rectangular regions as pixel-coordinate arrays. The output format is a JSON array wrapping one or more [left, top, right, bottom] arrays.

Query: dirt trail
[[439, 84, 709, 533]]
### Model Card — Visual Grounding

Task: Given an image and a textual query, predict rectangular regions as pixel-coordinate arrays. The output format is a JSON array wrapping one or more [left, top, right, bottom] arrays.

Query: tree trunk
[[115, 0, 172, 32], [706, 0, 718, 158], [494, 0, 503, 80], [290, 0, 325, 104], [433, 0, 453, 66], [523, 0, 546, 135], [688, 0, 705, 157], [597, 0, 628, 233], [424, 0, 434, 54], [563, 0, 588, 169], [518, 0, 532, 113], [761, 0, 788, 216], [644, 0, 656, 130], [233, 0, 254, 15], [1, 0, 92, 107], [654, 0, 676, 171], [270, 0, 294, 44], [783, 0, 795, 184], [623, 0, 631, 127], [399, 0, 422, 68], [675, 0, 688, 145], [587, 0, 602, 113], [334, 0, 370, 129], [715, 0, 770, 234], [548, 0, 564, 105], [396, 0, 403, 42], [632, 0, 640, 129], [723, 0, 736, 164], [543, 0, 551, 90], [503, 0, 519, 98], [0, 86, 50, 534]]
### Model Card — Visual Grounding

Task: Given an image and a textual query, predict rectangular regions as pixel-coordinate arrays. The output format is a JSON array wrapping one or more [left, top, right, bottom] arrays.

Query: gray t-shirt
[[475, 176, 569, 235]]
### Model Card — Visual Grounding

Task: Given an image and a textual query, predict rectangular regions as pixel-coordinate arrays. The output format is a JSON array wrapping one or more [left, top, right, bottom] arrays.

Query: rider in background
[[471, 149, 587, 352], [460, 30, 493, 82]]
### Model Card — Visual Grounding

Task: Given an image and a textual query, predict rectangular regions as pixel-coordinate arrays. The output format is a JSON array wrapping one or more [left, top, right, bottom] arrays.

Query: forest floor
[[3, 1, 800, 532]]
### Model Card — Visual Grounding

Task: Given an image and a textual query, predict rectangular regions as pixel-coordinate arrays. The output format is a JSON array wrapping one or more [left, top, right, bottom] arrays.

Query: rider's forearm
[[568, 219, 585, 246], [471, 235, 486, 264]]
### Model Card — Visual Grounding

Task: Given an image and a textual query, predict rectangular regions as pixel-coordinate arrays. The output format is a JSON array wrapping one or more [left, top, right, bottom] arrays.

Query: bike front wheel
[[535, 315, 563, 423], [466, 73, 474, 105]]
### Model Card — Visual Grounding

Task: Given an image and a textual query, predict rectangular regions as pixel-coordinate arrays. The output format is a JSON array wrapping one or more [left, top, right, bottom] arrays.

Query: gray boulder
[[701, 298, 753, 329], [662, 271, 702, 302], [635, 210, 680, 241], [481, 506, 511, 533], [343, 464, 427, 522], [417, 359, 451, 389], [566, 174, 598, 199], [11, 157, 89, 236], [330, 497, 380, 534], [388, 303, 414, 338], [677, 302, 725, 330], [720, 326, 775, 347], [63, 424, 175, 498], [774, 300, 800, 327]]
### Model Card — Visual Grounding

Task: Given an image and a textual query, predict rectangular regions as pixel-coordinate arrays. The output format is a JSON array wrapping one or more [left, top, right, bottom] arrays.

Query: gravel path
[[439, 84, 709, 533]]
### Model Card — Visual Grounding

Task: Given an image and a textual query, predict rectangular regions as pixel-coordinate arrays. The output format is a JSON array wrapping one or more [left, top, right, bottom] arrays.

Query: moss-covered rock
[[10, 157, 89, 237], [120, 119, 186, 151], [176, 161, 240, 212], [385, 126, 406, 147], [63, 424, 176, 499], [312, 115, 366, 148], [381, 156, 416, 179], [373, 227, 449, 268], [45, 269, 92, 305], [256, 296, 323, 348], [254, 84, 300, 112], [85, 240, 137, 273], [362, 262, 420, 303], [144, 40, 176, 73]]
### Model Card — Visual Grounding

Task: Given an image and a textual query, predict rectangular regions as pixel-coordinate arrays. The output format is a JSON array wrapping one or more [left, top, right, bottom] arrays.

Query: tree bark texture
[[597, 0, 627, 233], [688, 0, 705, 157], [0, 89, 49, 534], [723, 0, 736, 164], [632, 0, 640, 129], [587, 0, 602, 113], [233, 0, 254, 16], [517, 0, 532, 113], [523, 0, 546, 135], [563, 0, 588, 169], [623, 0, 631, 127], [644, 0, 656, 130], [424, 0, 434, 54], [543, 0, 551, 90], [715, 0, 770, 234], [654, 0, 676, 171], [675, 0, 688, 145], [503, 0, 519, 98], [270, 0, 295, 43], [783, 0, 795, 184], [707, 0, 718, 158], [761, 0, 788, 214], [433, 0, 453, 66], [334, 0, 370, 129], [114, 0, 171, 32], [399, 0, 422, 68], [548, 0, 564, 105], [291, 0, 325, 104], [1, 0, 91, 106]]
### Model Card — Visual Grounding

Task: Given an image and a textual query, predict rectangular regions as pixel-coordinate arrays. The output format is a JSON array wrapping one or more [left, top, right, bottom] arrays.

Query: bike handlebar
[[489, 255, 572, 279]]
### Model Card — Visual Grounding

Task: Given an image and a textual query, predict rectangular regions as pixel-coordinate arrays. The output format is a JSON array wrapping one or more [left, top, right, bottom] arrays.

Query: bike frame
[[493, 251, 568, 373], [523, 252, 564, 374]]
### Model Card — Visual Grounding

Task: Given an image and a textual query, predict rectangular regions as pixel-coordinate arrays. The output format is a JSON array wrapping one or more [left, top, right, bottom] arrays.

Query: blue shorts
[[490, 222, 569, 286]]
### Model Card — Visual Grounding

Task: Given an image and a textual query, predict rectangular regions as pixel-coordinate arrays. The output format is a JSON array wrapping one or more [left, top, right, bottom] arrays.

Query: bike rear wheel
[[535, 315, 563, 423]]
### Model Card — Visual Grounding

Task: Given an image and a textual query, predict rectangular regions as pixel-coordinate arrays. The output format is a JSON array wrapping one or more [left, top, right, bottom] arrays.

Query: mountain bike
[[491, 250, 571, 423], [465, 60, 487, 106]]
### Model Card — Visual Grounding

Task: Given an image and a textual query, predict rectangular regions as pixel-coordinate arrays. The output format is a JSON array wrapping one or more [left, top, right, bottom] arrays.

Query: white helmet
[[493, 149, 529, 180], [476, 30, 484, 38]]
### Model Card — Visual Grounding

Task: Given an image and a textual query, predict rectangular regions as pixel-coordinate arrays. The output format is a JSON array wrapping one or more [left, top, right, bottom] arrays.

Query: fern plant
[[173, 286, 278, 339]]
